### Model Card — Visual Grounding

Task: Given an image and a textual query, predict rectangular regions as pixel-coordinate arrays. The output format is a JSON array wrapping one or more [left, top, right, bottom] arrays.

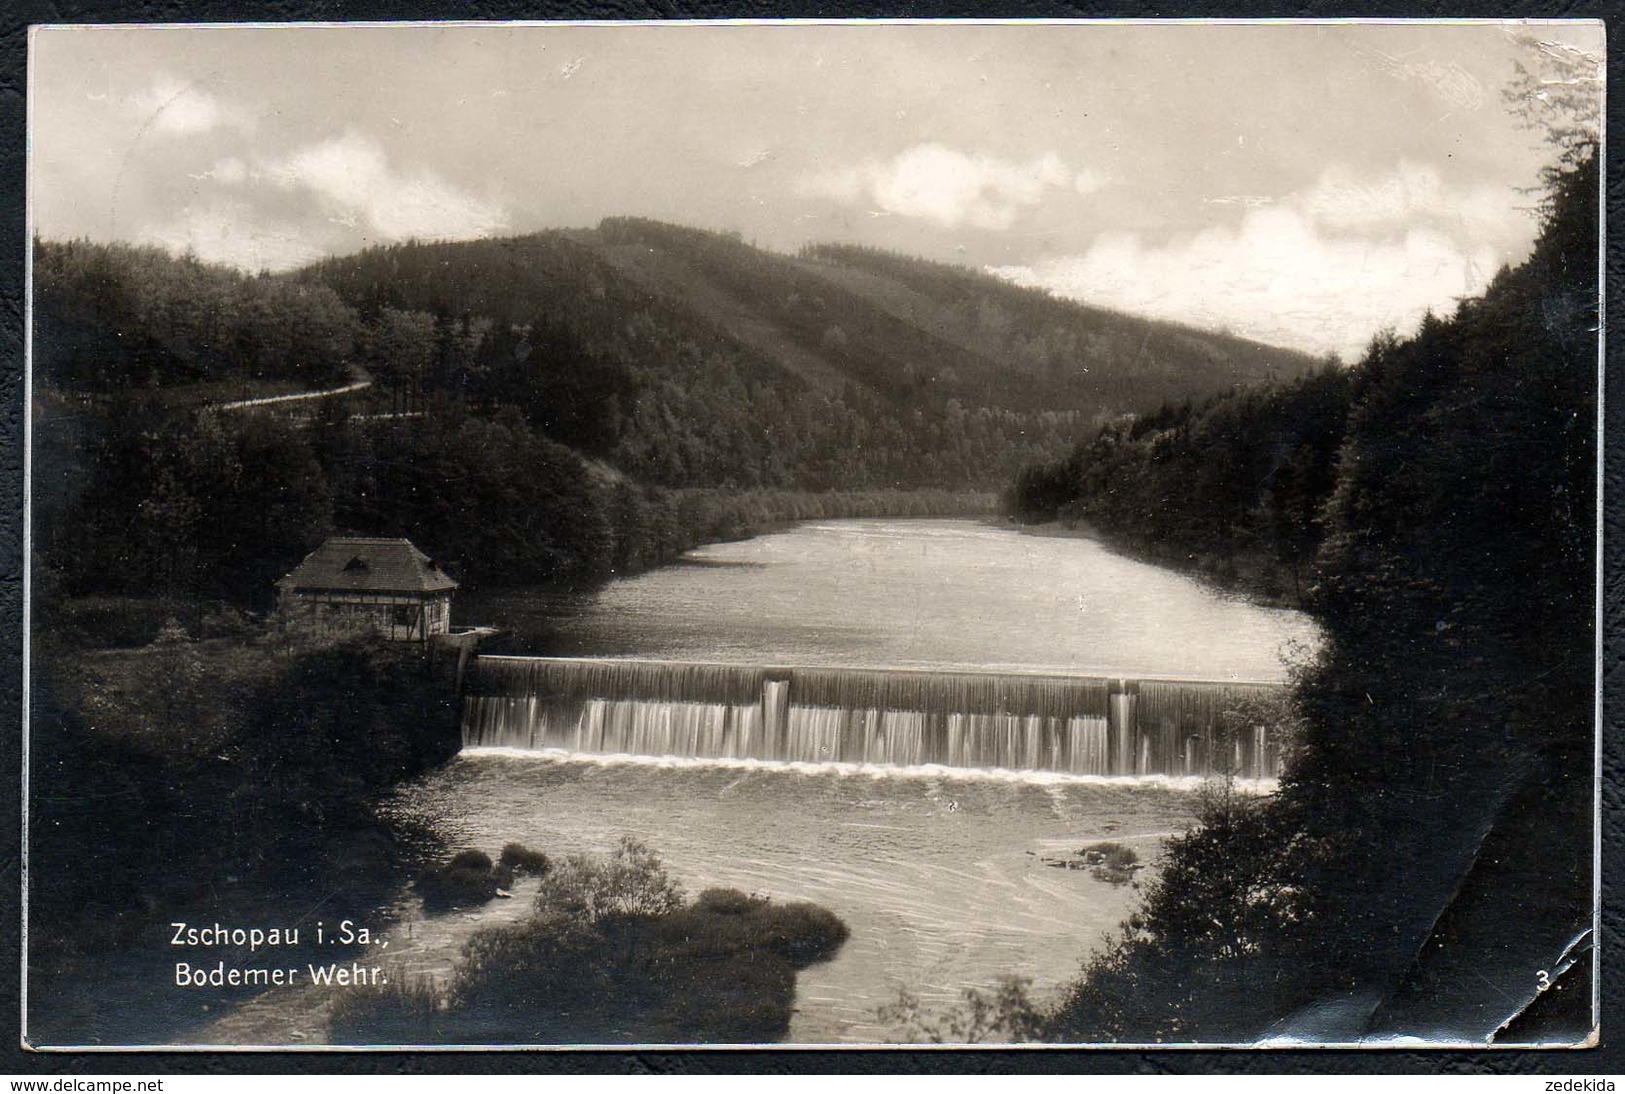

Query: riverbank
[[448, 490, 999, 653], [1002, 516, 1308, 611], [380, 750, 1204, 1043], [27, 514, 1316, 1044], [26, 628, 462, 1046]]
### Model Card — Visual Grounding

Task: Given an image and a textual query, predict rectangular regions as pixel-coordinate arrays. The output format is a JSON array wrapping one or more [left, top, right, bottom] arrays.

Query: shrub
[[756, 901, 850, 965], [693, 887, 763, 915], [449, 850, 492, 872], [1080, 842, 1140, 886], [534, 836, 684, 923], [332, 841, 850, 1045], [1044, 774, 1316, 1042], [418, 848, 509, 908], [40, 595, 175, 648], [878, 976, 1046, 1044], [499, 843, 551, 877], [653, 952, 797, 1042], [329, 973, 444, 1045]]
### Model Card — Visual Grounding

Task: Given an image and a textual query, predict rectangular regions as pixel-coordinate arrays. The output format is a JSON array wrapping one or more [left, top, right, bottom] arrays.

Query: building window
[[393, 605, 413, 626]]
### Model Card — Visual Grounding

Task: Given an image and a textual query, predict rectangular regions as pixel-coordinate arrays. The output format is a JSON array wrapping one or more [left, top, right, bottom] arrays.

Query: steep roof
[[281, 537, 458, 594]]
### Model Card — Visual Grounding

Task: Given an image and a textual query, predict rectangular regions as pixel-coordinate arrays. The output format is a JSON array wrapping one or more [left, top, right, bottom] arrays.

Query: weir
[[460, 656, 1291, 778]]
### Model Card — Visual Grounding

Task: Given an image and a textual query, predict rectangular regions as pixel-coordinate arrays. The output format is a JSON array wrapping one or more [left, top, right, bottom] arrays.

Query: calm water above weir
[[465, 518, 1316, 680], [368, 520, 1315, 1044]]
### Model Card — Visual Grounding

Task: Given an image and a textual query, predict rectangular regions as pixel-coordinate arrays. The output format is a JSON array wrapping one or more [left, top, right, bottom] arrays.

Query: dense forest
[[299, 220, 1315, 488], [34, 241, 354, 395], [32, 224, 1310, 626], [1011, 365, 1352, 604], [1007, 142, 1598, 1043]]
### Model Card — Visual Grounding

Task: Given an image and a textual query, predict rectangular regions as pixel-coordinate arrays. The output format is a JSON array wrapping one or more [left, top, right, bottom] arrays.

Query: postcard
[[22, 19, 1603, 1050]]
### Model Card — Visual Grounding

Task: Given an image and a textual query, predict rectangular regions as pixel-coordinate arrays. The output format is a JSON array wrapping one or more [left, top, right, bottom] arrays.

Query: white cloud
[[264, 132, 509, 243], [1298, 161, 1516, 242], [988, 162, 1529, 360], [991, 198, 1506, 361], [212, 157, 249, 185], [140, 201, 329, 273], [1073, 169, 1109, 196], [186, 157, 249, 185], [799, 144, 1085, 230], [124, 75, 248, 137]]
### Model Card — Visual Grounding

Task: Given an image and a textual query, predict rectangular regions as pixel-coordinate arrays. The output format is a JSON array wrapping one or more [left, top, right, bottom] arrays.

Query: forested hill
[[309, 220, 1315, 411], [33, 240, 356, 396], [796, 241, 1315, 401], [32, 224, 1317, 612], [297, 220, 1319, 488]]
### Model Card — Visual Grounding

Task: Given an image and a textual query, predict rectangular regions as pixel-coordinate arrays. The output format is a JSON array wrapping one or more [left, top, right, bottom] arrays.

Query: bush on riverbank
[[417, 850, 521, 908], [330, 839, 850, 1044], [878, 975, 1047, 1044], [29, 630, 462, 964], [1080, 843, 1139, 886], [499, 842, 552, 877]]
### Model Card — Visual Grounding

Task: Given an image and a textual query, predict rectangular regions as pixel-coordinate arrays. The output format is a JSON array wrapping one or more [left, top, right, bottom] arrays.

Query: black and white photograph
[[22, 19, 1603, 1050]]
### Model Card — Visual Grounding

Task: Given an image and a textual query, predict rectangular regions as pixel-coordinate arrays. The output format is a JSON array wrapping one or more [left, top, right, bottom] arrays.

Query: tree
[[1502, 32, 1602, 172], [1028, 132, 1598, 1045]]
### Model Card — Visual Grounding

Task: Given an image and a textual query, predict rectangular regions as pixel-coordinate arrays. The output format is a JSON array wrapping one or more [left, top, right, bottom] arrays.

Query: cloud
[[990, 177, 1511, 360], [139, 200, 330, 272], [263, 132, 509, 243], [124, 75, 248, 137], [1298, 161, 1516, 241], [798, 144, 1088, 230], [1072, 169, 1109, 196], [132, 134, 512, 270], [186, 157, 249, 185]]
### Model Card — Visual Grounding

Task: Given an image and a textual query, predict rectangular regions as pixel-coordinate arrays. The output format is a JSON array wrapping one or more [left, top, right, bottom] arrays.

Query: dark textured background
[[1, 0, 1618, 1076]]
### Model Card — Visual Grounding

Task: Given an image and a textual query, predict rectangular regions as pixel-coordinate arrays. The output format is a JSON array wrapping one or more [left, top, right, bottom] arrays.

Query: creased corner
[[1490, 928, 1595, 1046]]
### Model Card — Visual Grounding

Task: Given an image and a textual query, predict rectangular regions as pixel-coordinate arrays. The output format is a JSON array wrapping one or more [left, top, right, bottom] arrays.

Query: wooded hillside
[[299, 221, 1318, 491], [1030, 144, 1597, 1045], [32, 223, 1313, 616]]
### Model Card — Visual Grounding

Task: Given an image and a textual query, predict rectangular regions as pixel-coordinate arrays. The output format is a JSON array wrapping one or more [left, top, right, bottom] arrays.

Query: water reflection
[[464, 519, 1317, 681]]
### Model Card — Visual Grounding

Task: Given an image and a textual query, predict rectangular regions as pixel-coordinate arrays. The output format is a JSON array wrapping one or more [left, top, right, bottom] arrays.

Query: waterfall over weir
[[461, 657, 1291, 778]]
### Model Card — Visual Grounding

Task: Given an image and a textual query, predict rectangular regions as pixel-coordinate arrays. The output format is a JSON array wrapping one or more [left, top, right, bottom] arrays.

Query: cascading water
[[462, 657, 1290, 778]]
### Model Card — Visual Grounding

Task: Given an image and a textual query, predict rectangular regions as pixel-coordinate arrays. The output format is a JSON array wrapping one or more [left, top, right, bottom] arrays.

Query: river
[[463, 518, 1315, 679], [208, 519, 1316, 1046]]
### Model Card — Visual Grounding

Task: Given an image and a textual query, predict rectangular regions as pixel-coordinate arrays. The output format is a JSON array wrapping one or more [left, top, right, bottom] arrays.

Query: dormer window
[[279, 536, 457, 642]]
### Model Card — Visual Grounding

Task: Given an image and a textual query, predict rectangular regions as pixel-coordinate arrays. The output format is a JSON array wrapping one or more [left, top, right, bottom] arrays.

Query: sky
[[29, 21, 1604, 360]]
